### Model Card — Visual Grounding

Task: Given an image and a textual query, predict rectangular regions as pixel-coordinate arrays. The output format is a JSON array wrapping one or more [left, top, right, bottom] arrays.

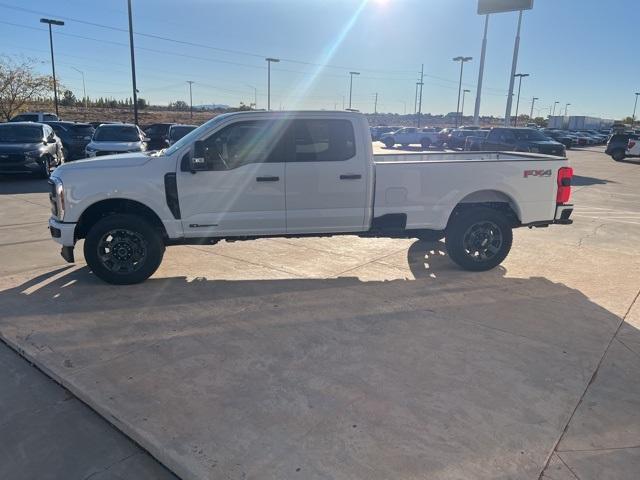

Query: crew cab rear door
[[176, 120, 288, 237], [285, 118, 367, 233]]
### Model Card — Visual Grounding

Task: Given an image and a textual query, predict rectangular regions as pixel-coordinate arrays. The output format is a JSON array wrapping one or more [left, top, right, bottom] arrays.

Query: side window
[[201, 120, 287, 171], [43, 114, 57, 121], [292, 119, 355, 162]]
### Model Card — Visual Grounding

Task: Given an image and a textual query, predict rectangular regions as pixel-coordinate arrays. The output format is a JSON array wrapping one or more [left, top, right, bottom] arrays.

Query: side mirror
[[190, 140, 208, 171]]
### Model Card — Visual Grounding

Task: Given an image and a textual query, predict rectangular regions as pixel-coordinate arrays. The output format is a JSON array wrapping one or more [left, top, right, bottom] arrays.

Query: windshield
[[513, 129, 550, 141], [94, 126, 140, 142], [0, 125, 43, 143], [164, 114, 231, 156], [170, 126, 197, 141]]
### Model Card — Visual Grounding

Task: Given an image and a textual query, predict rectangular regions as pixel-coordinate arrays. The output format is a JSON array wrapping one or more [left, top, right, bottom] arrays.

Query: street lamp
[[70, 67, 87, 119], [552, 100, 559, 117], [126, 0, 139, 125], [529, 96, 539, 120], [348, 71, 360, 110], [187, 81, 194, 119], [245, 84, 257, 109], [461, 89, 471, 123], [565, 103, 571, 116], [39, 18, 64, 117], [265, 58, 280, 111], [513, 73, 529, 126], [632, 92, 640, 126], [453, 56, 472, 127]]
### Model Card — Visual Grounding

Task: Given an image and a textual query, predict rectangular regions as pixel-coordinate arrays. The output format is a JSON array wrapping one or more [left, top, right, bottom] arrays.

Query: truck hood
[[87, 141, 143, 151], [54, 152, 152, 173]]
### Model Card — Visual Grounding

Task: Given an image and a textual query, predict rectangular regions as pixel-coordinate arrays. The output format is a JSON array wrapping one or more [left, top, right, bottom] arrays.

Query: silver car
[[85, 124, 149, 157]]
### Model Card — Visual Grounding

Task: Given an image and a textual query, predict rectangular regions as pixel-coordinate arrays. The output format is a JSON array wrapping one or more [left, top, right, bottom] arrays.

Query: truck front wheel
[[445, 207, 512, 271], [84, 214, 165, 285], [384, 138, 395, 148]]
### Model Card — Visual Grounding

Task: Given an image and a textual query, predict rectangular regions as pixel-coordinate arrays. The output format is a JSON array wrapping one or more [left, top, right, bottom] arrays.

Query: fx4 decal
[[524, 169, 552, 178]]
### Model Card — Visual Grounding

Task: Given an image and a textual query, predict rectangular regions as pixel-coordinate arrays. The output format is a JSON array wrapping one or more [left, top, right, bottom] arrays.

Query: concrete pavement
[[1, 147, 639, 480], [0, 341, 178, 480]]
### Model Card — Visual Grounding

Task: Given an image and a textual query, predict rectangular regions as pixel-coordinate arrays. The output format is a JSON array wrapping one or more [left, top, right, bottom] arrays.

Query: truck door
[[176, 120, 288, 237], [285, 118, 367, 233]]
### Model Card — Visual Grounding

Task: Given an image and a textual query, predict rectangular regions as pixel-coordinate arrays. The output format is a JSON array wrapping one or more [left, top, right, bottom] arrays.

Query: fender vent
[[164, 173, 181, 219]]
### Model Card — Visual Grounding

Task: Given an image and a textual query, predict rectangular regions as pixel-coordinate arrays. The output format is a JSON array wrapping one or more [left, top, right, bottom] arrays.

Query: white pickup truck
[[48, 111, 574, 284], [379, 127, 442, 149]]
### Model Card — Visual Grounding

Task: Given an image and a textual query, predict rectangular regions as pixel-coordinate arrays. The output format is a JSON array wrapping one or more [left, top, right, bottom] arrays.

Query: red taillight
[[557, 166, 573, 204], [629, 140, 636, 150]]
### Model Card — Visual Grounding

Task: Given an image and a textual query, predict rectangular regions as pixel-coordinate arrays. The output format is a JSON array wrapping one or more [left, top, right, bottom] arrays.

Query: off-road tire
[[84, 214, 165, 285], [445, 207, 513, 271]]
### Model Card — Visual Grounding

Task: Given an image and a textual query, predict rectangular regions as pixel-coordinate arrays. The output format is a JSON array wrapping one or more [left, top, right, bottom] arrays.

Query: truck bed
[[372, 150, 568, 231], [374, 151, 563, 164]]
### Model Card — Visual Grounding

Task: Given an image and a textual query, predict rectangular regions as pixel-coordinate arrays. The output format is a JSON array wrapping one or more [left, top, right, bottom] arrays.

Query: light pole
[[473, 14, 489, 126], [187, 81, 194, 119], [565, 103, 571, 116], [40, 18, 64, 117], [70, 67, 87, 119], [265, 57, 280, 111], [245, 84, 257, 109], [632, 92, 640, 126], [348, 71, 360, 110], [504, 10, 524, 126], [126, 0, 139, 125], [416, 63, 424, 127], [453, 56, 472, 127], [461, 89, 470, 123], [552, 101, 559, 117], [373, 92, 378, 115], [513, 73, 529, 126], [529, 96, 539, 121]]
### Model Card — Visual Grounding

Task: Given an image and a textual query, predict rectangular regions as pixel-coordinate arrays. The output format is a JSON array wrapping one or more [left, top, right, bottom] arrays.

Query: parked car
[[44, 121, 95, 160], [370, 126, 399, 141], [542, 129, 574, 149], [9, 112, 59, 123], [88, 121, 121, 129], [467, 127, 566, 156], [380, 127, 440, 149], [47, 111, 573, 284], [0, 122, 63, 178], [447, 129, 485, 150], [143, 123, 174, 150], [85, 124, 148, 157], [626, 137, 640, 158], [606, 132, 638, 161], [166, 124, 197, 146]]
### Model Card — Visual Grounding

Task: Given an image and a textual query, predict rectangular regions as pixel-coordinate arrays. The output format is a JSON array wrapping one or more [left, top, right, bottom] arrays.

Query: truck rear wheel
[[84, 214, 165, 285], [445, 207, 512, 271], [611, 149, 625, 161], [420, 138, 431, 149]]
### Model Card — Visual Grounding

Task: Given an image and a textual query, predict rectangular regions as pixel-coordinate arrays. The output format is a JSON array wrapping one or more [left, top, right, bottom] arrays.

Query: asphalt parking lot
[[1, 145, 639, 480]]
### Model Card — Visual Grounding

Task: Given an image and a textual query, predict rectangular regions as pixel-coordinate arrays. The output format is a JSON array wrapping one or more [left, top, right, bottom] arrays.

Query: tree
[[622, 116, 635, 125], [170, 100, 188, 111], [136, 97, 148, 109], [60, 89, 77, 107], [0, 56, 53, 120]]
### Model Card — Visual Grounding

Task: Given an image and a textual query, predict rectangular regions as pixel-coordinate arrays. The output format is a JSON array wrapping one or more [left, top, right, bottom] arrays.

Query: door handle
[[340, 174, 362, 180], [256, 176, 280, 182]]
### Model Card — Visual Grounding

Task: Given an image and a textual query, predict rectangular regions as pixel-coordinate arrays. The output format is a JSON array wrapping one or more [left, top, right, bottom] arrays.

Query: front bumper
[[49, 217, 76, 247]]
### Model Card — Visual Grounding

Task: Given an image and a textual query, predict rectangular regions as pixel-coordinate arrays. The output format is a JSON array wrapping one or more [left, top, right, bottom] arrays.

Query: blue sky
[[0, 0, 637, 119]]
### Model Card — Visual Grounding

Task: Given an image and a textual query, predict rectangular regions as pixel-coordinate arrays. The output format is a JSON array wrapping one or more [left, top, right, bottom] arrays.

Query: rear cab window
[[292, 119, 355, 162]]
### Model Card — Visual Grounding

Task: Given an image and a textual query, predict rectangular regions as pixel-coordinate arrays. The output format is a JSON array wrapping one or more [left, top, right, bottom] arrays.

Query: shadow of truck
[[0, 241, 636, 480]]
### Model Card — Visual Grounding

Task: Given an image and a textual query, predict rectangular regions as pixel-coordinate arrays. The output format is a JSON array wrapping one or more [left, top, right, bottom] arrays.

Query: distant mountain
[[195, 103, 231, 110]]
